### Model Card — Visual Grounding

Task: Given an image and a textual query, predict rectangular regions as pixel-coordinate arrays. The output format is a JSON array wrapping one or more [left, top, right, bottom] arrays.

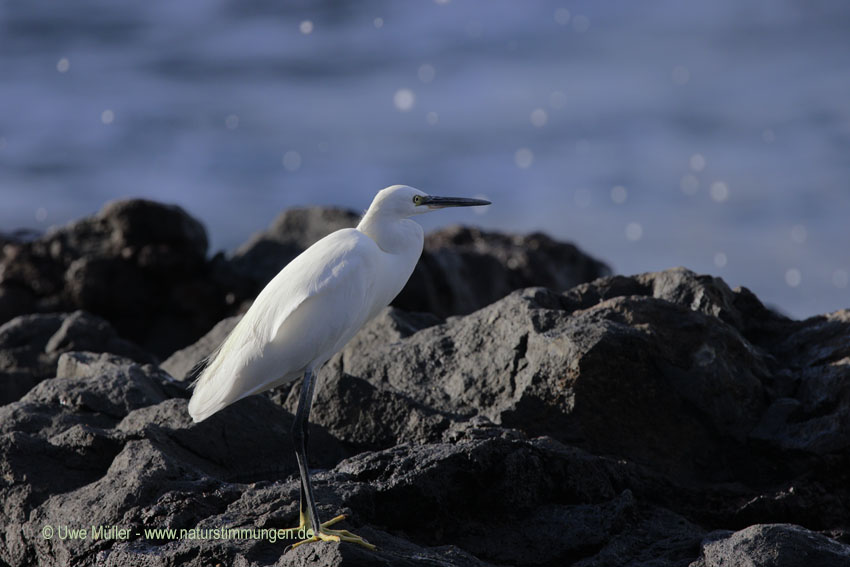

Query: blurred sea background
[[1, 0, 848, 320]]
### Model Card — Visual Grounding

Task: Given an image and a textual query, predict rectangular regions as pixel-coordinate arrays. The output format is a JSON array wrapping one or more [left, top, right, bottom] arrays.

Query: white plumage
[[188, 229, 385, 421], [185, 185, 489, 551], [188, 185, 492, 422]]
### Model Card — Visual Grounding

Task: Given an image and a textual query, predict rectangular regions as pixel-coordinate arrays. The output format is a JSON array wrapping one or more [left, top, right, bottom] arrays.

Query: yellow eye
[[413, 195, 423, 205]]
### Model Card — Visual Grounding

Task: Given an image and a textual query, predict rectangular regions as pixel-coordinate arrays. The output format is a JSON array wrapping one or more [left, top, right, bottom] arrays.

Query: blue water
[[1, 0, 848, 319]]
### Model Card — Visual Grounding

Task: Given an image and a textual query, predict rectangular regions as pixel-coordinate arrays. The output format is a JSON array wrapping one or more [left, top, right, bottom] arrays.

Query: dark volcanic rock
[[2, 259, 849, 566], [144, 265, 850, 562], [0, 200, 232, 358], [759, 309, 850, 455], [0, 352, 176, 545], [394, 226, 612, 318], [690, 524, 850, 567], [0, 285, 36, 326], [0, 352, 344, 567], [329, 433, 705, 567], [7, 403, 704, 567], [284, 268, 776, 483], [0, 311, 154, 405], [279, 267, 849, 528]]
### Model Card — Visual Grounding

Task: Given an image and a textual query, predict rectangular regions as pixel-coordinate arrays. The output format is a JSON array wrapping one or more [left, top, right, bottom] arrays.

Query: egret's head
[[368, 185, 491, 218]]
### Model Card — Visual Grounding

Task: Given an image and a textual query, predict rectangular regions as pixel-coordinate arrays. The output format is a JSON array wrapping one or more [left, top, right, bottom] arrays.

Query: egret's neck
[[357, 212, 424, 255]]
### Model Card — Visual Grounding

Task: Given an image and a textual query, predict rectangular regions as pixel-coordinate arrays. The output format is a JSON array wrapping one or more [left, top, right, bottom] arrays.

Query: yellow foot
[[287, 514, 377, 551]]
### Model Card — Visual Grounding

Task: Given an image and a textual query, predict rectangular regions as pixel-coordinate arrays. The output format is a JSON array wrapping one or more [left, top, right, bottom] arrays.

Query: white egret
[[188, 185, 490, 550]]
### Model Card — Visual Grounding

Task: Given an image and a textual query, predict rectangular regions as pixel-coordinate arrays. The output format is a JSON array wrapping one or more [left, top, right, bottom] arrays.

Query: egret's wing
[[188, 229, 378, 422], [253, 228, 376, 345]]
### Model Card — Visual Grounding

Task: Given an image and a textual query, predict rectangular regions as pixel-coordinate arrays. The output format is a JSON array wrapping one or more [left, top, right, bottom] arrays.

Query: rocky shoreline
[[1, 200, 848, 566]]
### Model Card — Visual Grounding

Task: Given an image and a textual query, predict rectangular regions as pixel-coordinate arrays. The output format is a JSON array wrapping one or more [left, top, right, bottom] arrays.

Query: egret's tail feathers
[[187, 305, 312, 423], [184, 355, 211, 385], [187, 394, 228, 423], [187, 332, 252, 422], [187, 359, 231, 423], [187, 323, 300, 422]]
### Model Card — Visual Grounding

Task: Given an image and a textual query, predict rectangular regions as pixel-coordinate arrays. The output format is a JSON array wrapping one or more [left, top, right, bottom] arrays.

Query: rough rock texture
[[3, 360, 705, 567], [0, 200, 230, 358], [284, 269, 784, 479], [0, 311, 154, 406], [2, 201, 849, 565], [155, 266, 850, 563], [394, 226, 612, 318], [0, 352, 345, 567], [690, 524, 850, 567]]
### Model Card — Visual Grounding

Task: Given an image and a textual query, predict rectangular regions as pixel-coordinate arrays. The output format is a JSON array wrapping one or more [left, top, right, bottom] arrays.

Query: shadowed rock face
[[1, 201, 849, 566], [0, 311, 155, 406], [394, 226, 612, 318], [0, 200, 227, 358]]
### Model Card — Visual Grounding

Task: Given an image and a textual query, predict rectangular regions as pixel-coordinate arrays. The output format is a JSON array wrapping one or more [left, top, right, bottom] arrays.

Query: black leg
[[292, 369, 321, 535]]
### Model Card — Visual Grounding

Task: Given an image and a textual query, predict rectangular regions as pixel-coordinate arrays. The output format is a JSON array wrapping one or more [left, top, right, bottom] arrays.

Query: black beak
[[422, 196, 492, 209]]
